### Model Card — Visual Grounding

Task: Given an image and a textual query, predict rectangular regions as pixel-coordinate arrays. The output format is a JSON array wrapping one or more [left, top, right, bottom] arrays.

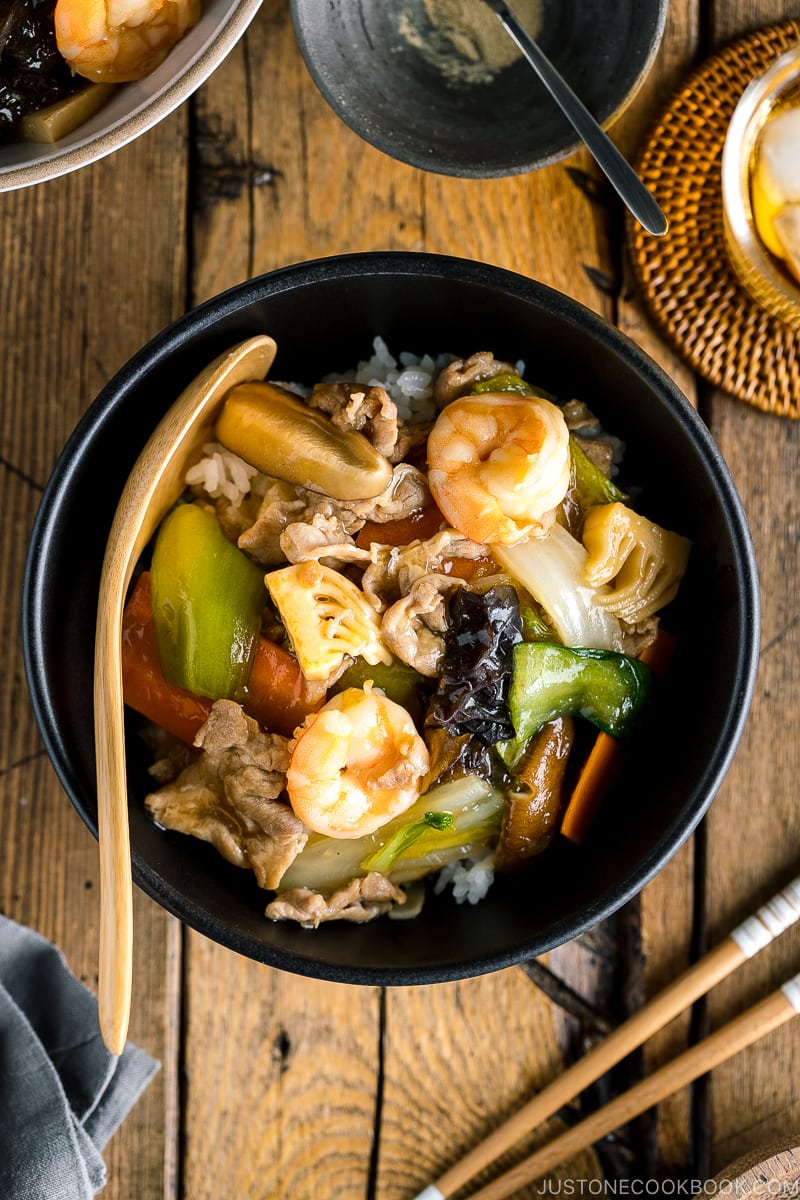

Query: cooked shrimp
[[426, 393, 571, 546], [286, 687, 430, 840], [55, 0, 201, 83]]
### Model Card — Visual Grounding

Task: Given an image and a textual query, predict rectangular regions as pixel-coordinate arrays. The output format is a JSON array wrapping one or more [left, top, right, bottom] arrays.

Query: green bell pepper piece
[[507, 641, 652, 748], [150, 503, 267, 701], [332, 656, 426, 722], [569, 435, 628, 508], [519, 603, 553, 642], [472, 372, 552, 399]]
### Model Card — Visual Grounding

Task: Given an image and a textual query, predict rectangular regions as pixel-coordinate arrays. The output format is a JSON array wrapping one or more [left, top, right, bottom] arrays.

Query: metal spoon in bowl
[[481, 0, 668, 237], [94, 334, 277, 1054]]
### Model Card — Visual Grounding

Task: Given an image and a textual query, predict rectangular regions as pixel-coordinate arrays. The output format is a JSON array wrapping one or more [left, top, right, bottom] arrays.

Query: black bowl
[[22, 252, 759, 984], [290, 0, 667, 177]]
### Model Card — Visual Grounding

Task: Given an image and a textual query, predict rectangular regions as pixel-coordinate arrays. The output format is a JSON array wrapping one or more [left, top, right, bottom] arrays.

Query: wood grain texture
[[466, 988, 798, 1200], [699, 0, 800, 1179], [3, 0, 799, 1196], [0, 113, 191, 1199], [712, 1136, 800, 1195], [181, 932, 382, 1199]]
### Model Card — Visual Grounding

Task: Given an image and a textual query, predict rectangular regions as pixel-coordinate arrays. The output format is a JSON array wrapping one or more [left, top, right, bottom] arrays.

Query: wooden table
[[2, 1, 799, 1195]]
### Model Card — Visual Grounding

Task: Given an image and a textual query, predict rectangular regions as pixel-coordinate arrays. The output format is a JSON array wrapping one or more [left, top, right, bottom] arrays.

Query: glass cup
[[721, 43, 800, 329]]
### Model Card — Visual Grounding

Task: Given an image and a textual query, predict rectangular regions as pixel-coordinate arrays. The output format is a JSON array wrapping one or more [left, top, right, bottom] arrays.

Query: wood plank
[[182, 933, 381, 1199], [0, 114, 190, 1200], [380, 971, 602, 1200], [695, 0, 800, 1180], [614, 4, 702, 1179]]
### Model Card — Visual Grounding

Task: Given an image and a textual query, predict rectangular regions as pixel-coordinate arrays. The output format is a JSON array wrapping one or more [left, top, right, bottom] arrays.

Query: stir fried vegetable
[[495, 716, 575, 873], [150, 503, 267, 700], [493, 523, 622, 650], [361, 811, 455, 874], [277, 775, 504, 893], [354, 502, 445, 549], [520, 602, 553, 642], [241, 637, 326, 738], [266, 560, 391, 681], [472, 372, 551, 399], [127, 340, 690, 928], [423, 727, 511, 792], [332, 656, 427, 720], [582, 502, 691, 623], [122, 572, 323, 741], [503, 640, 652, 766], [560, 628, 676, 843], [122, 572, 213, 744], [216, 380, 392, 500], [569, 436, 628, 509]]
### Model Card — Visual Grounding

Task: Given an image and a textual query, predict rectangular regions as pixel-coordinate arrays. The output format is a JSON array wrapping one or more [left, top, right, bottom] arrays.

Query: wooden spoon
[[94, 334, 277, 1054]]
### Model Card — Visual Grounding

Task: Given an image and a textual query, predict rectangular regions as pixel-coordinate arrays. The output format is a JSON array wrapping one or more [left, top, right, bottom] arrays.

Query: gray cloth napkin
[[0, 914, 159, 1198]]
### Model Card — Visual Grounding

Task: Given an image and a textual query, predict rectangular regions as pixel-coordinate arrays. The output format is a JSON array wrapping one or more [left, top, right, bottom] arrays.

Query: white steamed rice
[[434, 853, 495, 905], [321, 335, 448, 423], [185, 442, 262, 505]]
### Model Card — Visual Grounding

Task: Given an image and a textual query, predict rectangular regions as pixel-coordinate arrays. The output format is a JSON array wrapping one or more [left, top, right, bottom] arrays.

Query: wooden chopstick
[[413, 872, 800, 1200], [463, 971, 800, 1200]]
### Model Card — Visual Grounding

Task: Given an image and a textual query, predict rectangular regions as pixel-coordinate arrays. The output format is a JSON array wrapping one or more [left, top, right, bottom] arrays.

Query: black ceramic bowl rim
[[22, 252, 760, 985], [289, 1, 668, 178]]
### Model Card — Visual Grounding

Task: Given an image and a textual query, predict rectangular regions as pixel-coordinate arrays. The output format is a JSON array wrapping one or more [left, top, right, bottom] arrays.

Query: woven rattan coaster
[[626, 20, 800, 419]]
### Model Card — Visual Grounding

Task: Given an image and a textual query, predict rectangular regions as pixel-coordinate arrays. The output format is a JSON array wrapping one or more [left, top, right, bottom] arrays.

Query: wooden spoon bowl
[[94, 334, 276, 1053]]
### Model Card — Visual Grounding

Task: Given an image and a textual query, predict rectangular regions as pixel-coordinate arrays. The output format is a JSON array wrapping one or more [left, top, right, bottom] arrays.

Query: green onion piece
[[360, 811, 455, 875], [150, 503, 267, 700], [472, 373, 552, 399]]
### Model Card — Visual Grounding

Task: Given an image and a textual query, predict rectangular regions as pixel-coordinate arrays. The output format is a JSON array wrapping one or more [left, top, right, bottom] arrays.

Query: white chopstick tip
[[781, 974, 800, 1015], [731, 875, 800, 958], [413, 1188, 446, 1200]]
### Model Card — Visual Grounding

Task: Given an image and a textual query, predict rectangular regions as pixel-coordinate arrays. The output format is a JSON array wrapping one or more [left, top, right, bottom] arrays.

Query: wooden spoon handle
[[94, 334, 278, 1055], [95, 594, 132, 1055]]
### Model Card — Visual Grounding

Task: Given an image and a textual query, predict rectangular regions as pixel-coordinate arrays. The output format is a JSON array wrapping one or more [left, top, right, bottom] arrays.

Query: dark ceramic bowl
[[289, 0, 667, 177], [23, 252, 759, 984]]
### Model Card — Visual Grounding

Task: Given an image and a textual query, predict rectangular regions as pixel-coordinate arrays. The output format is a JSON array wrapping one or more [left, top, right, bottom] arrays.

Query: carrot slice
[[241, 636, 325, 738], [559, 628, 677, 844], [122, 572, 323, 744]]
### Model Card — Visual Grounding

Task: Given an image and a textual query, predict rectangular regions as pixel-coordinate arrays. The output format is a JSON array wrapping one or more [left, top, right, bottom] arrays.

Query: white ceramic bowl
[[0, 0, 262, 192]]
